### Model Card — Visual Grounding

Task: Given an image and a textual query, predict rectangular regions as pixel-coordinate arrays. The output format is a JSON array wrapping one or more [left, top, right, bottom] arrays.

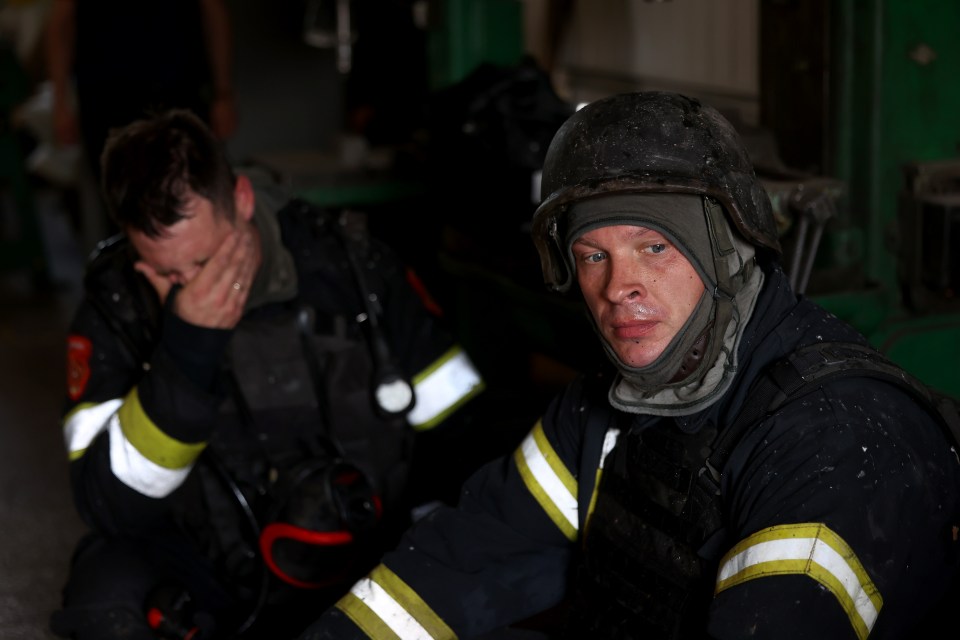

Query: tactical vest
[[567, 341, 960, 639]]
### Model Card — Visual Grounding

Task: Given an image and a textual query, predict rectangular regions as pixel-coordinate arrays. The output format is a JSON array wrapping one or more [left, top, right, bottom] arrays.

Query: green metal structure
[[823, 0, 960, 397], [426, 0, 524, 90]]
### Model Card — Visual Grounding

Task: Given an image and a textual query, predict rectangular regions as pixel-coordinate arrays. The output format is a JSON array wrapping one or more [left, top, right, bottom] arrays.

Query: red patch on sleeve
[[66, 335, 93, 401]]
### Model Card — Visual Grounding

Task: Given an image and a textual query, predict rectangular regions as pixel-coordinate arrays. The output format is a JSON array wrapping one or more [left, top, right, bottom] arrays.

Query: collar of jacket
[[244, 193, 299, 311], [671, 264, 801, 434]]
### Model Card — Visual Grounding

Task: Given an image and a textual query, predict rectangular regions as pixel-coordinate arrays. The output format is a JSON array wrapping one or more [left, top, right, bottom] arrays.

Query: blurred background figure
[[45, 0, 237, 239], [46, 0, 237, 165]]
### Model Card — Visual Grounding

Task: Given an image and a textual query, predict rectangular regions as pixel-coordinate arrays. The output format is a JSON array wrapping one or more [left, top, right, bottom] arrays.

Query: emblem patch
[[67, 335, 93, 401]]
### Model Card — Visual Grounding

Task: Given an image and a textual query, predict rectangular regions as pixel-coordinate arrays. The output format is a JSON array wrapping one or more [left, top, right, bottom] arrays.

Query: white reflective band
[[350, 577, 434, 640], [598, 428, 621, 470], [584, 427, 621, 531], [108, 414, 191, 498], [718, 536, 879, 634], [64, 398, 123, 455], [407, 348, 482, 427], [520, 430, 578, 531]]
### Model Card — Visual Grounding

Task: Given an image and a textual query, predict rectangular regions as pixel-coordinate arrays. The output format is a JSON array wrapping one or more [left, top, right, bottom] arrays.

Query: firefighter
[[298, 91, 960, 639], [50, 109, 485, 639]]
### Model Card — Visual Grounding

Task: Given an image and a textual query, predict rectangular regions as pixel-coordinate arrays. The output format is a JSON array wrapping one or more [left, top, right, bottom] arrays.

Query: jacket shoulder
[[80, 234, 162, 354]]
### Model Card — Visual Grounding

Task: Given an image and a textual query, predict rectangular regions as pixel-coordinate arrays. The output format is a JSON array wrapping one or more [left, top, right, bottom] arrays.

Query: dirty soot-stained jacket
[[61, 193, 484, 599], [301, 264, 960, 640]]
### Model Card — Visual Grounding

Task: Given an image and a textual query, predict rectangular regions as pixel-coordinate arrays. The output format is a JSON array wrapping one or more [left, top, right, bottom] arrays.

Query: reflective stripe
[[599, 428, 621, 469], [585, 427, 621, 529], [716, 523, 881, 640], [117, 388, 206, 469], [514, 420, 578, 541], [63, 398, 123, 460], [109, 413, 193, 498], [408, 346, 484, 430], [336, 565, 455, 640], [343, 579, 431, 639]]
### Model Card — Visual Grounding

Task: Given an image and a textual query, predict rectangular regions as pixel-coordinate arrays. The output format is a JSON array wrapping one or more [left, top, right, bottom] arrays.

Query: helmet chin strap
[[669, 328, 711, 383]]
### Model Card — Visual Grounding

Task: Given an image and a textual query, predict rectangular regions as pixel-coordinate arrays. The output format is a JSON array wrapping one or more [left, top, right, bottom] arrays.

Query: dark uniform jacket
[[61, 193, 484, 605], [301, 265, 960, 640]]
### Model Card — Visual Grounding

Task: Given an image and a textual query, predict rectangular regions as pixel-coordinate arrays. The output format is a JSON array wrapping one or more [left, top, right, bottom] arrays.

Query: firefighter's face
[[573, 224, 705, 368], [128, 176, 256, 288]]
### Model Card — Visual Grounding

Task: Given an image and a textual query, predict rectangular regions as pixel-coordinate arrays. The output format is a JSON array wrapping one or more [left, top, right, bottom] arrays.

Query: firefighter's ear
[[234, 175, 255, 222]]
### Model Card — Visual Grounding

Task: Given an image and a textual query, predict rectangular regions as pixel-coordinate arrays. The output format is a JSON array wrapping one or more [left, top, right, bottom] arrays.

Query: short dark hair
[[100, 109, 237, 238]]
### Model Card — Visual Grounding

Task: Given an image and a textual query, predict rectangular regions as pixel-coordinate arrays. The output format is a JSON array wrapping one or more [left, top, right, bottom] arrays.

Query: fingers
[[202, 230, 243, 295], [225, 229, 257, 289], [175, 228, 256, 329], [210, 228, 256, 304]]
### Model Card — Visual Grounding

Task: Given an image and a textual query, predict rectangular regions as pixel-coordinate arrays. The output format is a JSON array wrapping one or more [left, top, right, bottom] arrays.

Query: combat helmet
[[531, 91, 780, 292]]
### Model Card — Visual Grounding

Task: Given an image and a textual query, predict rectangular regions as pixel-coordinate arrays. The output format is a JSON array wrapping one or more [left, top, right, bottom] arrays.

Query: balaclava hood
[[566, 192, 763, 416]]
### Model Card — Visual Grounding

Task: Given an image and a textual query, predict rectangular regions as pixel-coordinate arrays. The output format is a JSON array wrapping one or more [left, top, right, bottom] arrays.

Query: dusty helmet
[[531, 91, 780, 292]]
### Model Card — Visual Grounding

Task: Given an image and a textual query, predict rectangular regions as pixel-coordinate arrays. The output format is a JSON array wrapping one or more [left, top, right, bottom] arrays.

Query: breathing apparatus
[[211, 206, 418, 632]]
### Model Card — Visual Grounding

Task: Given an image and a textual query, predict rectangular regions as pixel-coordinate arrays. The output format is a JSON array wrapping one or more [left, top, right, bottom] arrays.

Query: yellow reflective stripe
[[585, 428, 620, 533], [336, 565, 456, 640], [716, 523, 882, 640], [109, 414, 192, 498], [584, 467, 603, 532], [409, 346, 485, 430], [338, 592, 402, 640], [514, 420, 578, 541], [63, 401, 96, 425], [117, 387, 206, 469], [63, 398, 123, 461]]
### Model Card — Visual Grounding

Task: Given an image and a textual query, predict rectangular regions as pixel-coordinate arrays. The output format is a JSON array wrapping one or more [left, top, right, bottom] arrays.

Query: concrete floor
[[0, 193, 88, 639]]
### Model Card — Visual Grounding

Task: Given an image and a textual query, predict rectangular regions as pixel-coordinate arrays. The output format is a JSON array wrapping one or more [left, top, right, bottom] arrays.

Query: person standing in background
[[45, 0, 237, 183]]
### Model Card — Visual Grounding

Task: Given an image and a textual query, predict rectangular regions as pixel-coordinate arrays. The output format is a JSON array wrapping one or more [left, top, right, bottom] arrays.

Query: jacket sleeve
[[298, 379, 595, 640], [374, 240, 484, 433], [707, 378, 960, 640], [62, 289, 230, 535], [363, 237, 490, 506]]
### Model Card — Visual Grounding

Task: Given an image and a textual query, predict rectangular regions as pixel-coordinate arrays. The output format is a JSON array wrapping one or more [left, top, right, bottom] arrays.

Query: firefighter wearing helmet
[[300, 92, 960, 640]]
